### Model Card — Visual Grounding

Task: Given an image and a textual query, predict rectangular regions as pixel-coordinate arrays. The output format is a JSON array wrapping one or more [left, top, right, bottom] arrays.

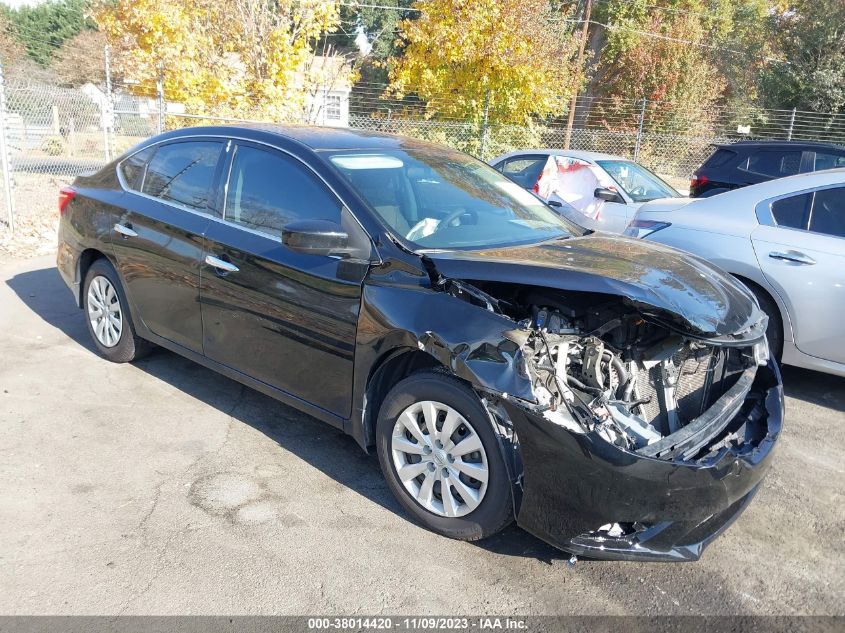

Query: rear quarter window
[[771, 192, 812, 230], [702, 148, 736, 168], [119, 146, 156, 190]]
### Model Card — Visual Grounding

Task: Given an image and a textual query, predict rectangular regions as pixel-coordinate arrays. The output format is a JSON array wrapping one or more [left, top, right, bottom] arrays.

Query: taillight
[[58, 187, 76, 216], [690, 173, 709, 190]]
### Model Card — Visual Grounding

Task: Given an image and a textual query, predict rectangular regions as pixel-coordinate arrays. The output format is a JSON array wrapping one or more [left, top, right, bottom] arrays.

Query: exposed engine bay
[[446, 280, 770, 461]]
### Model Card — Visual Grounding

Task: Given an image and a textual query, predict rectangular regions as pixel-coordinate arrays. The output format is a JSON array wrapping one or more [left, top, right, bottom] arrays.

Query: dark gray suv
[[691, 140, 845, 197]]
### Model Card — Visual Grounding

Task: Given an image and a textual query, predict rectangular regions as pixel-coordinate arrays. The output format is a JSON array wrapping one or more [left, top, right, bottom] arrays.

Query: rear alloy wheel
[[82, 258, 152, 363], [376, 370, 513, 541], [87, 275, 123, 348]]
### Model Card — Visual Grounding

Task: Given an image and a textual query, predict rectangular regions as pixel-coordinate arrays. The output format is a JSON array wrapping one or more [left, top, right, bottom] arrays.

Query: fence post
[[479, 88, 491, 160], [787, 107, 796, 141], [0, 60, 16, 236], [103, 45, 113, 161], [634, 98, 647, 161], [156, 61, 165, 134]]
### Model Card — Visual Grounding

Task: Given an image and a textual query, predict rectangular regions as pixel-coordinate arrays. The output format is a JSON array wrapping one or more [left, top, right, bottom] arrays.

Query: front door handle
[[769, 251, 816, 265], [114, 223, 138, 238], [205, 255, 239, 273]]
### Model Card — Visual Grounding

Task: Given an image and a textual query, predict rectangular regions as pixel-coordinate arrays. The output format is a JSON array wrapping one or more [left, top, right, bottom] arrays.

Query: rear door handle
[[205, 255, 239, 273], [114, 223, 138, 238], [768, 251, 816, 265]]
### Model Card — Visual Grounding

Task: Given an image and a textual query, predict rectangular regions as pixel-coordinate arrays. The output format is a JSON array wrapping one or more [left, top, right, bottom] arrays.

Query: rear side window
[[771, 192, 811, 230], [501, 157, 547, 189], [812, 151, 845, 171], [808, 187, 845, 238], [119, 146, 156, 190], [741, 150, 802, 178], [224, 145, 341, 235], [141, 141, 222, 211], [702, 148, 735, 168]]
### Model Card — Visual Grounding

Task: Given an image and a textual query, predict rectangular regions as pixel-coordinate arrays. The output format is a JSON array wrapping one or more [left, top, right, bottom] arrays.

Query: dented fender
[[349, 277, 536, 448]]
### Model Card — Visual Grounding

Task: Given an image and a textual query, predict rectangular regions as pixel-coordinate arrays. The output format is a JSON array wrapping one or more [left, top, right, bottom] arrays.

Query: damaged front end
[[441, 277, 782, 562]]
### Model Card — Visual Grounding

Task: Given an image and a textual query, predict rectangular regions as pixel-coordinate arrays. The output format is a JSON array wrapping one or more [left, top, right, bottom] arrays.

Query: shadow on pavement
[[781, 365, 845, 414], [6, 265, 564, 562]]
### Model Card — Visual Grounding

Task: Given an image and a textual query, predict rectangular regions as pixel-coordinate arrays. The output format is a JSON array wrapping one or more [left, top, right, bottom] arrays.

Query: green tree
[[4, 0, 95, 66], [760, 0, 845, 113]]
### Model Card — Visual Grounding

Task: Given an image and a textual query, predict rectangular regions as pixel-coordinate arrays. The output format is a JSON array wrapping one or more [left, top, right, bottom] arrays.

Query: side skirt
[[138, 330, 348, 433]]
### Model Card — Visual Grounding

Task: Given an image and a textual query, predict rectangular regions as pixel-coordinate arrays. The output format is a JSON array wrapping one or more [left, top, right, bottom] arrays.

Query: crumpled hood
[[426, 235, 761, 338]]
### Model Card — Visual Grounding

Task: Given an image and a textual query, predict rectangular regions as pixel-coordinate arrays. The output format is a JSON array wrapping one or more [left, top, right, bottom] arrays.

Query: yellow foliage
[[389, 0, 581, 124], [93, 0, 346, 121]]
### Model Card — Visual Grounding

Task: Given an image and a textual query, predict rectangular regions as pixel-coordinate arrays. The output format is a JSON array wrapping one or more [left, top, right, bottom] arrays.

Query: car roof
[[718, 139, 845, 151], [151, 124, 445, 152], [488, 149, 628, 164], [686, 168, 845, 207]]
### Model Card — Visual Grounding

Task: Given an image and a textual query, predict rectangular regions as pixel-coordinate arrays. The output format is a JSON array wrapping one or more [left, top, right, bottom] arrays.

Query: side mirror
[[282, 219, 349, 256], [547, 200, 563, 208], [594, 187, 625, 204]]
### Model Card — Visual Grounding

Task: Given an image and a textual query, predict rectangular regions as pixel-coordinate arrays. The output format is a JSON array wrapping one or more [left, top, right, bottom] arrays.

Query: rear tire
[[749, 285, 783, 361], [82, 258, 152, 363], [376, 370, 513, 542]]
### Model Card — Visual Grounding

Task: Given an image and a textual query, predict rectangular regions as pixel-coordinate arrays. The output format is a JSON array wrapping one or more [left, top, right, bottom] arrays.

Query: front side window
[[326, 148, 582, 250], [141, 141, 222, 211], [741, 150, 801, 178], [771, 192, 812, 230], [225, 145, 342, 234], [596, 160, 680, 202], [808, 187, 845, 238]]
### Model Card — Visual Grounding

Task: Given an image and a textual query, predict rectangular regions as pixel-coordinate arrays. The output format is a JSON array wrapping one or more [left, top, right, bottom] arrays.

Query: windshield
[[596, 160, 680, 202], [325, 148, 582, 250]]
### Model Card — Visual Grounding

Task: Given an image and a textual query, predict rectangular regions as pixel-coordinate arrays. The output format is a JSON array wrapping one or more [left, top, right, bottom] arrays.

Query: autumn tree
[[51, 29, 110, 87], [388, 0, 581, 125], [586, 0, 773, 133], [93, 0, 348, 121]]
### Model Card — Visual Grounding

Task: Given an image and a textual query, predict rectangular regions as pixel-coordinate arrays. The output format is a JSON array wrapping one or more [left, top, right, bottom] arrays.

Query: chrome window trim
[[115, 133, 380, 261], [755, 182, 845, 241]]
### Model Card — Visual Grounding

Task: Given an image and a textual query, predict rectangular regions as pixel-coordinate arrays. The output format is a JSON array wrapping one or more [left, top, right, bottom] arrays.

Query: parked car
[[490, 149, 683, 233], [627, 169, 845, 377], [691, 140, 845, 198], [57, 126, 781, 561]]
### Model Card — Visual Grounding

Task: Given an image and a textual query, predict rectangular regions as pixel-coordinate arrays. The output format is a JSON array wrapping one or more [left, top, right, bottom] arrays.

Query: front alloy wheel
[[376, 370, 513, 542], [391, 400, 489, 518]]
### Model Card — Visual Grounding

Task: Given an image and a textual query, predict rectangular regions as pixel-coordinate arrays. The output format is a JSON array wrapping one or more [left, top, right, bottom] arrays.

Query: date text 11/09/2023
[[307, 617, 529, 630]]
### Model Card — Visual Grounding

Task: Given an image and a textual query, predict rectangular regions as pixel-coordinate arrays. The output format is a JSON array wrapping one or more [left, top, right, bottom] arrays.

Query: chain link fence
[[2, 67, 845, 244]]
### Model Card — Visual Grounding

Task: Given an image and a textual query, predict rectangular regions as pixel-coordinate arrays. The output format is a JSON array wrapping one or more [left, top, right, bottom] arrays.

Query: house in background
[[302, 55, 352, 128]]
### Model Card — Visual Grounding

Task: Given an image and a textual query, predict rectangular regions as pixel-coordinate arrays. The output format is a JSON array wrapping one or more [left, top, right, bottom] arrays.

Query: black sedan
[[56, 125, 782, 561]]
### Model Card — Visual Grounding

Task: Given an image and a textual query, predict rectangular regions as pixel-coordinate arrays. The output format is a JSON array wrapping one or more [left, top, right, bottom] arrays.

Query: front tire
[[83, 258, 151, 363], [376, 370, 513, 541]]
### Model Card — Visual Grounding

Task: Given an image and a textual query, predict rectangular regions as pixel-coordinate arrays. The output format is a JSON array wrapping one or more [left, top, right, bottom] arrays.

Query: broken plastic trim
[[637, 365, 756, 459]]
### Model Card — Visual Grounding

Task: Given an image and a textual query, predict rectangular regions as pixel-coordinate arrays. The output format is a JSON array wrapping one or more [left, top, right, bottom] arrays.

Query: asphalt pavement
[[1, 255, 843, 615]]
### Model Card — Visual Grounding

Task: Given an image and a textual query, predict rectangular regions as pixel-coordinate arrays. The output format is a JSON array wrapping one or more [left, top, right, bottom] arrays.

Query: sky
[[2, 0, 45, 8]]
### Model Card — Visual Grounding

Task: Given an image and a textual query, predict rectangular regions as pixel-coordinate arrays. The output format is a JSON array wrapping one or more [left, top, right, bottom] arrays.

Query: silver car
[[489, 149, 683, 233], [626, 168, 845, 377]]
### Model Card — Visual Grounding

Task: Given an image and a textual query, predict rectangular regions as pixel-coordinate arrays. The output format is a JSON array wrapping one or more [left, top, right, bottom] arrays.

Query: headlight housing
[[624, 219, 671, 239]]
